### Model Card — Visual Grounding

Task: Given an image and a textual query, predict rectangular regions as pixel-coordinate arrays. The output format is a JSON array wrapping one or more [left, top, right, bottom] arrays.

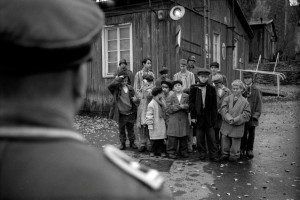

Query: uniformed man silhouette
[[0, 0, 171, 199]]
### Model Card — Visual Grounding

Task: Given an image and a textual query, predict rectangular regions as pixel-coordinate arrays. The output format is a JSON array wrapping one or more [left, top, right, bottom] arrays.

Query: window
[[213, 33, 220, 66], [205, 34, 211, 59], [233, 39, 238, 69], [102, 23, 132, 77]]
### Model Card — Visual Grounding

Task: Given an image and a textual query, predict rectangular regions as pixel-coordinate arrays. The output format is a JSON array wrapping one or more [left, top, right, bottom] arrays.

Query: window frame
[[213, 33, 221, 69], [233, 38, 238, 69], [102, 23, 133, 78]]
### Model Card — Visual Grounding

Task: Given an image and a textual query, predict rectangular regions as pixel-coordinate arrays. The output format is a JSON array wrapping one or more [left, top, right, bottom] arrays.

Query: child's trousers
[[221, 134, 241, 159], [119, 113, 136, 144]]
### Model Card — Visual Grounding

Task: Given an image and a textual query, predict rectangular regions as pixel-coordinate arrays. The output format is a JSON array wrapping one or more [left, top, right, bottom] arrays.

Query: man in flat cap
[[173, 59, 195, 91], [187, 55, 201, 83], [241, 72, 262, 159], [208, 62, 228, 87], [155, 66, 171, 87], [0, 0, 171, 199], [114, 59, 134, 86], [189, 68, 220, 162]]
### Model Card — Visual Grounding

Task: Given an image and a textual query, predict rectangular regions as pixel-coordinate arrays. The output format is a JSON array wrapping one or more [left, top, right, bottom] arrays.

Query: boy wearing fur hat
[[189, 68, 220, 161], [208, 62, 228, 87], [166, 80, 190, 159], [146, 87, 167, 157], [219, 80, 251, 162], [212, 74, 232, 152], [241, 72, 262, 159], [108, 72, 139, 150]]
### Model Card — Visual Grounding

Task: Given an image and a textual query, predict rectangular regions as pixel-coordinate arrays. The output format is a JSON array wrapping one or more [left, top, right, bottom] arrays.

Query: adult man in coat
[[0, 0, 171, 199]]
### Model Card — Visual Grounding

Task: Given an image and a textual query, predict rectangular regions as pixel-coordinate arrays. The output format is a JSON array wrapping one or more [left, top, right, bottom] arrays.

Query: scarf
[[195, 81, 208, 87]]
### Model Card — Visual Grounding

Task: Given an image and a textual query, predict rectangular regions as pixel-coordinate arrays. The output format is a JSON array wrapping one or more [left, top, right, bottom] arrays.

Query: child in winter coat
[[146, 87, 167, 157], [241, 72, 262, 159], [220, 80, 251, 162], [166, 80, 190, 159]]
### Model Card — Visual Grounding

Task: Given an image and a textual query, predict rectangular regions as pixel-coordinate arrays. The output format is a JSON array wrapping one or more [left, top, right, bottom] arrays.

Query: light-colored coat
[[173, 71, 195, 90], [220, 94, 251, 138], [215, 86, 232, 128], [145, 99, 167, 140], [166, 93, 191, 137]]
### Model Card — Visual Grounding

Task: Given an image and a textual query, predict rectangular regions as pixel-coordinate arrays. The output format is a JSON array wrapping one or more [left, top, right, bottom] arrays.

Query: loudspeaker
[[169, 5, 185, 21]]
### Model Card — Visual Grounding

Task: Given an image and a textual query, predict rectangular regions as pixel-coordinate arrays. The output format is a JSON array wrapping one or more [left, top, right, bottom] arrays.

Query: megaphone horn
[[170, 5, 185, 21]]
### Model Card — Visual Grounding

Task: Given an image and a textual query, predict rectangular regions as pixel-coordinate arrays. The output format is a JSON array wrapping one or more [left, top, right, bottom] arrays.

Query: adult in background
[[114, 59, 134, 86], [173, 59, 195, 92], [187, 55, 201, 83], [208, 62, 228, 87], [0, 0, 170, 199], [134, 58, 155, 94], [155, 66, 171, 87], [241, 72, 262, 159], [108, 72, 138, 150], [189, 68, 220, 162]]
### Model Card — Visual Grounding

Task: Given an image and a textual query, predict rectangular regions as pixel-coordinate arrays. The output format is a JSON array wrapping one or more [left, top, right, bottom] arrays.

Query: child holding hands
[[219, 80, 251, 162]]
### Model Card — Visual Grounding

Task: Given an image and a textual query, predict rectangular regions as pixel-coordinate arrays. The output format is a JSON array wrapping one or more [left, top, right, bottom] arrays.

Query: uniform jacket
[[220, 94, 251, 138], [215, 86, 232, 128], [166, 92, 191, 137], [114, 67, 134, 86], [108, 77, 138, 122], [189, 83, 218, 128], [145, 99, 167, 140], [243, 84, 262, 127]]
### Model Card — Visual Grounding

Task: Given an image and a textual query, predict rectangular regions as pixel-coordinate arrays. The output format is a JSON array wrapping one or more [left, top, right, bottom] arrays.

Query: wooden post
[[277, 75, 280, 96]]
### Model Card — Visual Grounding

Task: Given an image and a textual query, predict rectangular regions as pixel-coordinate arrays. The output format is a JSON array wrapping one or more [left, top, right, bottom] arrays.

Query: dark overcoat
[[108, 77, 137, 122], [166, 93, 191, 137], [189, 84, 218, 128]]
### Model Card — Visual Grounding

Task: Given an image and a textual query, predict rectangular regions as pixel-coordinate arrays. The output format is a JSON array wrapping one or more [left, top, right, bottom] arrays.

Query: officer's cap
[[197, 68, 211, 76], [0, 0, 104, 73]]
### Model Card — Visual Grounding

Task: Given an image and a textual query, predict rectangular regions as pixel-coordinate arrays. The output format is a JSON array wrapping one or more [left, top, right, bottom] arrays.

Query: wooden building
[[249, 19, 278, 63], [83, 0, 254, 113]]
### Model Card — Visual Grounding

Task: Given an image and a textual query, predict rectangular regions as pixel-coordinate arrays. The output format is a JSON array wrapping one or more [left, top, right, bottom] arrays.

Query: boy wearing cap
[[155, 67, 171, 87], [173, 59, 195, 92], [219, 80, 251, 162], [146, 87, 167, 157], [212, 74, 232, 152], [114, 59, 134, 86], [208, 62, 228, 87], [136, 74, 155, 152], [187, 55, 201, 83], [189, 68, 220, 161], [166, 80, 190, 159], [241, 72, 262, 159], [108, 72, 139, 150]]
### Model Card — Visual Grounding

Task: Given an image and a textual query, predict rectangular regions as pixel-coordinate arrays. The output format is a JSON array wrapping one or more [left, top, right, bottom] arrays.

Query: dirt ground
[[74, 84, 300, 200]]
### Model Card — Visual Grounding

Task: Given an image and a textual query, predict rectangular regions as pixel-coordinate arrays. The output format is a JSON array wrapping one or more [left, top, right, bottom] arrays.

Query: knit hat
[[187, 55, 196, 62], [159, 67, 169, 75]]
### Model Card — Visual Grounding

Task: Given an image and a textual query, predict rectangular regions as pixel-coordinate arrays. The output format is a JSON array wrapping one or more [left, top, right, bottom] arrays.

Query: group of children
[[108, 57, 262, 162]]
